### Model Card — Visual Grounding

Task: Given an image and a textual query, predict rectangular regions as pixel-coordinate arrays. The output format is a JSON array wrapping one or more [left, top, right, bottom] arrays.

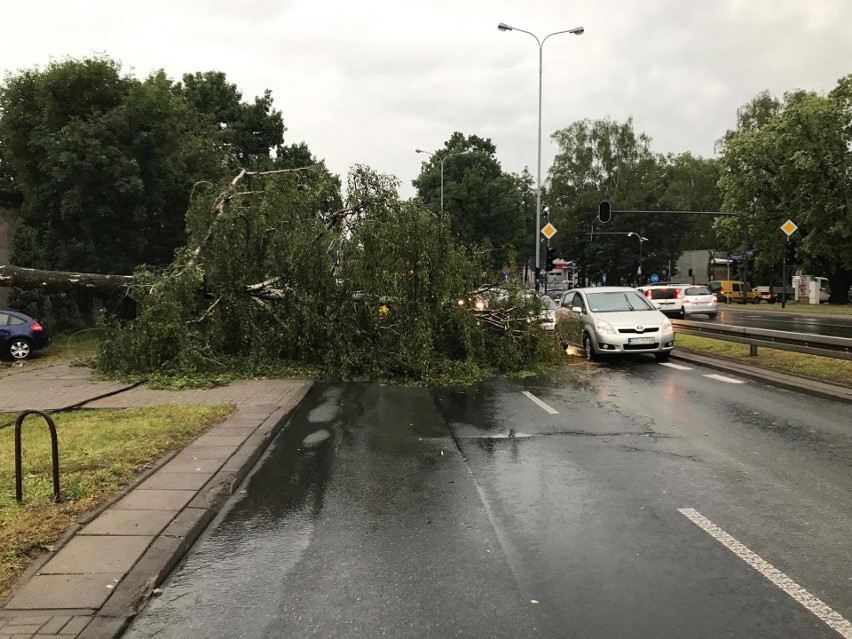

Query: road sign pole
[[782, 237, 788, 309]]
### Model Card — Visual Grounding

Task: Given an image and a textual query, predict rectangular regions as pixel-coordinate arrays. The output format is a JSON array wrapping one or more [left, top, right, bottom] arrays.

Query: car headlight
[[595, 319, 616, 335], [662, 317, 672, 330]]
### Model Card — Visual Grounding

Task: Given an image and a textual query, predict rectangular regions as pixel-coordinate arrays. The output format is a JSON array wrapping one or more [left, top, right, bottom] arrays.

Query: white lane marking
[[703, 373, 745, 384], [659, 362, 692, 370], [522, 391, 559, 415], [678, 508, 852, 639]]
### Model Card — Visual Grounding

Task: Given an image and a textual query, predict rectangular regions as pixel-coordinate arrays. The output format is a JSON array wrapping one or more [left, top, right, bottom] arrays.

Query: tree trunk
[[0, 264, 134, 295], [826, 269, 852, 305]]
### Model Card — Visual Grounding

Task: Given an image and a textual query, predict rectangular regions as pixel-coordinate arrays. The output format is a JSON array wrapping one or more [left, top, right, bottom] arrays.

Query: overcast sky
[[4, 1, 851, 198]]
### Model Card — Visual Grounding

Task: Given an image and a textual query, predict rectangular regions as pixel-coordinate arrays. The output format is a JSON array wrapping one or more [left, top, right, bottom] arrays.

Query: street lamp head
[[497, 22, 513, 31], [569, 26, 584, 35]]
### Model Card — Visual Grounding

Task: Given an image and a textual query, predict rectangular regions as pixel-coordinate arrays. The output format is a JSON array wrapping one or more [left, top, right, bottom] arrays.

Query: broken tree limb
[[186, 166, 315, 270], [0, 264, 135, 295]]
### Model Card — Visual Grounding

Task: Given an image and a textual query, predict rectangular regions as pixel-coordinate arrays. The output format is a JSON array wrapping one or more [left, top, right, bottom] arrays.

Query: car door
[[732, 282, 742, 301], [568, 292, 587, 347], [0, 313, 10, 348], [556, 292, 580, 347]]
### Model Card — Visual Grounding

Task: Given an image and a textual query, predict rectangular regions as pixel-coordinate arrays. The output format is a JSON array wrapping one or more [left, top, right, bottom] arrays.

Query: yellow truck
[[707, 280, 761, 304]]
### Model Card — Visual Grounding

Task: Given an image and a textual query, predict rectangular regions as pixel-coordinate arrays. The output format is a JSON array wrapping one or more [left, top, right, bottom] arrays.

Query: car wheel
[[679, 309, 686, 319], [752, 297, 760, 304], [583, 333, 597, 361], [708, 312, 718, 319], [655, 351, 670, 362], [8, 338, 32, 360]]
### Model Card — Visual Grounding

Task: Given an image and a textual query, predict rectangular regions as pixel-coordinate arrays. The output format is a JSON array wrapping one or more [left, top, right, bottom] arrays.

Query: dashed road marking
[[703, 373, 745, 384], [659, 362, 692, 370], [522, 391, 559, 415], [679, 508, 852, 639]]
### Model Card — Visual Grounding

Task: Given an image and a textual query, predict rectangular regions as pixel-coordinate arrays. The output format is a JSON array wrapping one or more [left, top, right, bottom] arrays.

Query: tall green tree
[[546, 118, 711, 285], [412, 132, 535, 272], [0, 58, 221, 276], [180, 71, 285, 167], [718, 78, 852, 302], [0, 57, 310, 328]]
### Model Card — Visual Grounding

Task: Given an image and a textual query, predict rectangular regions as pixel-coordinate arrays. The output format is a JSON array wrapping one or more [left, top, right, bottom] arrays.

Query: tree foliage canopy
[[412, 132, 535, 269], [546, 117, 720, 286], [718, 77, 852, 302]]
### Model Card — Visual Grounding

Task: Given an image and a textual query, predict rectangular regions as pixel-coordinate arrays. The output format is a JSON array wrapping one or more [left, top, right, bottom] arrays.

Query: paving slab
[[135, 472, 214, 491], [112, 489, 195, 511], [80, 511, 175, 537], [186, 435, 249, 447], [170, 446, 234, 460], [158, 456, 224, 474], [38, 537, 152, 575], [5, 575, 124, 610]]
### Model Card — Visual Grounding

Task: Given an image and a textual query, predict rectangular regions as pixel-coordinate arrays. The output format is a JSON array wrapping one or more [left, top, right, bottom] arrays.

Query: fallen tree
[[0, 265, 134, 295], [7, 164, 560, 384]]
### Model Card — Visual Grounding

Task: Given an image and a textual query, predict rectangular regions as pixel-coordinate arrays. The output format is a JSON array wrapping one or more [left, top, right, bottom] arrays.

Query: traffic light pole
[[598, 204, 750, 304]]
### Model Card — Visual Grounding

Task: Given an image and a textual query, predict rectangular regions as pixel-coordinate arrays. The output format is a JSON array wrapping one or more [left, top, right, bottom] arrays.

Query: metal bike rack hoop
[[14, 409, 61, 503]]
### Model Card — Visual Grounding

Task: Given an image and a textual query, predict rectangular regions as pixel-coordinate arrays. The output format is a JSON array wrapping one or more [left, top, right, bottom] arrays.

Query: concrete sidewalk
[[0, 365, 312, 638]]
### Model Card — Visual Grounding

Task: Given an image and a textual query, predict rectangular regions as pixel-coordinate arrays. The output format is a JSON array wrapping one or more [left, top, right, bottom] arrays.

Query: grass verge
[[720, 302, 852, 315], [674, 334, 852, 386], [0, 404, 235, 601]]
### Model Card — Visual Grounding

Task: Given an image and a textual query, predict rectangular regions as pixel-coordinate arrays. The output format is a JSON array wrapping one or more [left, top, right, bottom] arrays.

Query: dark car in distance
[[0, 309, 51, 360]]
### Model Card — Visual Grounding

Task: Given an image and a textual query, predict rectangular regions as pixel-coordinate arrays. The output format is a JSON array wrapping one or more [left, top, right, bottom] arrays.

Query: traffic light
[[598, 201, 612, 224], [546, 247, 556, 271], [785, 241, 796, 263]]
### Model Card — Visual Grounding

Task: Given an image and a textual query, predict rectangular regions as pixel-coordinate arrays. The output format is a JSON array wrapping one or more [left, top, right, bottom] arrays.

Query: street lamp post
[[415, 148, 471, 219], [627, 232, 648, 287], [498, 21, 583, 290]]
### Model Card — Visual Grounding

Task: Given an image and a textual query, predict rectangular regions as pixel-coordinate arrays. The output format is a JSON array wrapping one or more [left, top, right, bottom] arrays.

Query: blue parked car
[[0, 309, 51, 360]]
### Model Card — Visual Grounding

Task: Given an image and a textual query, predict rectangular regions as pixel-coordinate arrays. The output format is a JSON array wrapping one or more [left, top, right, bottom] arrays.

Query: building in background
[[671, 250, 731, 284]]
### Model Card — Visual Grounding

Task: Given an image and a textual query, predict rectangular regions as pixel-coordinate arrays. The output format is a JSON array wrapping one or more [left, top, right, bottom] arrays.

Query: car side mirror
[[571, 306, 582, 314]]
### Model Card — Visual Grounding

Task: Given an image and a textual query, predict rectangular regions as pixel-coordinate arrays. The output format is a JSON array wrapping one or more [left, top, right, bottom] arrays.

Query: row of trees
[[408, 78, 851, 303]]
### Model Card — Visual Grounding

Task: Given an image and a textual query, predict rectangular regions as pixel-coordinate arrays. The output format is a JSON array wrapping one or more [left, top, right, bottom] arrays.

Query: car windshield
[[647, 288, 678, 299], [586, 291, 655, 313], [686, 287, 711, 295], [538, 296, 558, 310]]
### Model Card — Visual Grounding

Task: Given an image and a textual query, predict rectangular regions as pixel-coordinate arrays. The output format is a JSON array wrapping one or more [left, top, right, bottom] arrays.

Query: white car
[[671, 285, 718, 318], [638, 284, 684, 318], [556, 287, 674, 361]]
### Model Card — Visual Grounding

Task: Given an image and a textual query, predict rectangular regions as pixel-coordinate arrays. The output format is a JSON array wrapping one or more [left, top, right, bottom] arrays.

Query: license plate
[[628, 337, 655, 345]]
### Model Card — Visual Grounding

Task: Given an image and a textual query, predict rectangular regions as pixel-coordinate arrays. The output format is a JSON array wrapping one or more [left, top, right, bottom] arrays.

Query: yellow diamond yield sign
[[541, 223, 557, 239], [780, 219, 798, 236]]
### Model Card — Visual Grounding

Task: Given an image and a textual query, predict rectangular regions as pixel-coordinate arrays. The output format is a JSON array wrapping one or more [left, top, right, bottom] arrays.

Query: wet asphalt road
[[704, 307, 852, 339], [123, 359, 852, 638]]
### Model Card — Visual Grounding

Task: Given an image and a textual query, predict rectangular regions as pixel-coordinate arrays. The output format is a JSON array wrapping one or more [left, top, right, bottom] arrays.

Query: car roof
[[567, 286, 641, 294]]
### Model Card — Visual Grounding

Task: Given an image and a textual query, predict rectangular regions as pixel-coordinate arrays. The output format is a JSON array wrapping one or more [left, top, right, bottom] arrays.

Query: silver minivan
[[556, 287, 675, 361]]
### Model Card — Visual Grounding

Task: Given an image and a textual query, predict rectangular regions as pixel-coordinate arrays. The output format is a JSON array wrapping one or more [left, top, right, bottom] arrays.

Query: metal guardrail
[[672, 319, 852, 361]]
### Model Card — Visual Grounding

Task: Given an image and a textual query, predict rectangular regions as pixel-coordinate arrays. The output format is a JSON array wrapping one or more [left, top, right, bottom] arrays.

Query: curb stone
[[671, 349, 852, 404]]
